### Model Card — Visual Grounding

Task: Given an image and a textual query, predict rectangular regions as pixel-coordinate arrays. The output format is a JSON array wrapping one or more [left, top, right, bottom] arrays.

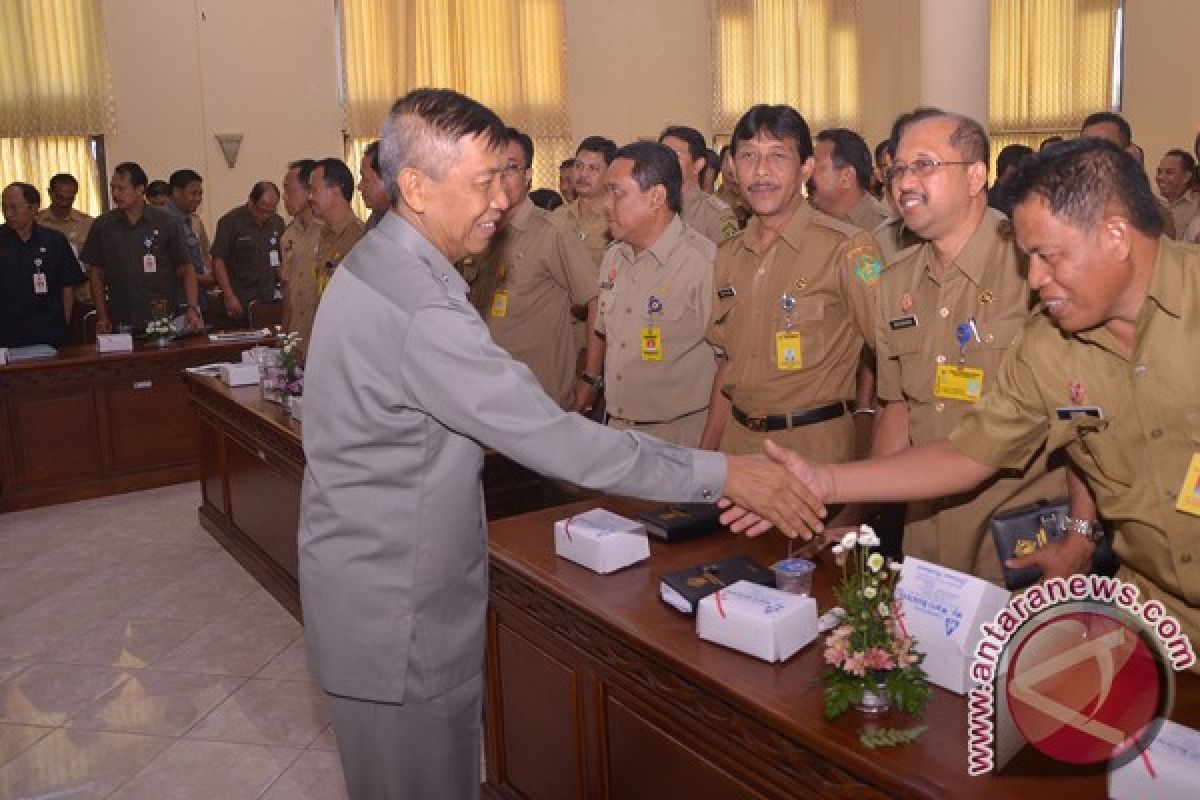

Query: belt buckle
[[745, 415, 768, 433]]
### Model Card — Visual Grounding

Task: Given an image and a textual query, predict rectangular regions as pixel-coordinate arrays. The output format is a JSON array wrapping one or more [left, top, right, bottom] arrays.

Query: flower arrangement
[[823, 525, 930, 720], [144, 299, 176, 341], [274, 331, 304, 396]]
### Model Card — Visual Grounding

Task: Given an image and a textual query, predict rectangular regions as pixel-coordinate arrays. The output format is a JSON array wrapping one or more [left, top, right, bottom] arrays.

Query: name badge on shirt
[[641, 326, 662, 361], [934, 365, 984, 402], [889, 315, 918, 330], [143, 254, 157, 274], [269, 250, 280, 268], [490, 289, 509, 318], [1176, 453, 1200, 517], [717, 285, 736, 299], [775, 331, 802, 370], [33, 272, 48, 294], [1054, 405, 1104, 421]]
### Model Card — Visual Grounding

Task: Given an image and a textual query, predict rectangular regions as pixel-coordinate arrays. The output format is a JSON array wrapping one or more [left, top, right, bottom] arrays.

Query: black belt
[[732, 400, 849, 433]]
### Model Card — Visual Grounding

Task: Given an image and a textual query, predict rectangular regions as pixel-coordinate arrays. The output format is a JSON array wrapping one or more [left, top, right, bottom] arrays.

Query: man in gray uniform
[[300, 88, 822, 800]]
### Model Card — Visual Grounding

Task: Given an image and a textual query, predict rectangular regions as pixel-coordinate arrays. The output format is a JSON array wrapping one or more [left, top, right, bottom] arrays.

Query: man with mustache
[[699, 104, 883, 525], [872, 108, 1076, 583], [735, 137, 1200, 669]]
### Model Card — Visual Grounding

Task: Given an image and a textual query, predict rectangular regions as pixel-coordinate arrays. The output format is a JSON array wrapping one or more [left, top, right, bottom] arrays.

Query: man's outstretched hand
[[718, 440, 832, 539]]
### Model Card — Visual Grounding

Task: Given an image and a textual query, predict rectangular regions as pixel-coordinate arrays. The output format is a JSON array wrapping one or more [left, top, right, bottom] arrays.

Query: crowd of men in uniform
[[2, 103, 1198, 661]]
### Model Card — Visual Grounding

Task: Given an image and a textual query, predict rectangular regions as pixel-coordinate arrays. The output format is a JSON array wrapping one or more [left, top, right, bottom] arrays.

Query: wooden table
[[185, 373, 594, 619], [0, 335, 269, 511], [484, 496, 1200, 800]]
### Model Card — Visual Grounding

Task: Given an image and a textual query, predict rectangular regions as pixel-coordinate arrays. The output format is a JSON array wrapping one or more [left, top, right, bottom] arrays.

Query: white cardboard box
[[219, 362, 261, 387], [895, 557, 1011, 694], [96, 333, 134, 353], [0, 348, 7, 366], [1109, 719, 1200, 798], [696, 580, 818, 663], [553, 508, 649, 574]]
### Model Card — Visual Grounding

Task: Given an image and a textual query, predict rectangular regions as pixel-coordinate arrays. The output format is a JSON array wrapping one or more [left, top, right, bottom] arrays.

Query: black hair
[[250, 181, 280, 204], [363, 141, 381, 175], [559, 158, 575, 170], [505, 127, 534, 169], [312, 158, 355, 202], [146, 180, 170, 199], [730, 105, 813, 161], [1039, 135, 1064, 152], [874, 139, 890, 167], [996, 144, 1034, 177], [289, 159, 317, 184], [576, 135, 618, 165], [614, 141, 683, 214], [169, 169, 202, 190], [1163, 148, 1197, 177], [529, 188, 563, 211], [48, 173, 78, 192], [114, 162, 148, 189], [6, 181, 41, 206], [1081, 112, 1132, 148], [1009, 137, 1163, 237], [816, 128, 873, 190], [658, 125, 707, 163]]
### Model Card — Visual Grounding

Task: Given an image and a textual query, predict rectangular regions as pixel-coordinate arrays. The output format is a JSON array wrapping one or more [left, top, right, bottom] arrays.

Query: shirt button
[[625, 307, 632, 314], [1150, 428, 1163, 439], [936, 355, 947, 365], [619, 342, 626, 349], [757, 267, 766, 276], [938, 307, 950, 318], [1183, 553, 1194, 564], [1166, 489, 1176, 498], [935, 402, 945, 413], [615, 374, 622, 381], [1134, 364, 1147, 376]]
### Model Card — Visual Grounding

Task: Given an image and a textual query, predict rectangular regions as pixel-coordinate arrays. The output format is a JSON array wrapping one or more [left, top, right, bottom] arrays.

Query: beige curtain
[[712, 0, 862, 136], [0, 0, 112, 216], [342, 0, 572, 191], [989, 0, 1118, 168]]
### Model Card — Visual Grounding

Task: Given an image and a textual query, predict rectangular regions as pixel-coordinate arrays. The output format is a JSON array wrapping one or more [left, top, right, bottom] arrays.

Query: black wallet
[[990, 498, 1119, 590], [638, 502, 722, 543]]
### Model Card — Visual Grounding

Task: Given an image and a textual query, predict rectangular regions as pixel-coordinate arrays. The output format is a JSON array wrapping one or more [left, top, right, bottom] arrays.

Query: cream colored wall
[[103, 0, 344, 231], [1122, 1, 1200, 174]]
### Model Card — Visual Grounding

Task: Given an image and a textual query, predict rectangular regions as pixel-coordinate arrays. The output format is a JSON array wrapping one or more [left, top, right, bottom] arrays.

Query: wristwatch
[[1062, 516, 1104, 543], [578, 373, 604, 391]]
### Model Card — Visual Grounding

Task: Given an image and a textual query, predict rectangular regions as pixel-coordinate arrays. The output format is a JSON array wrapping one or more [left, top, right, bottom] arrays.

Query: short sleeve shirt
[[34, 208, 93, 257], [478, 198, 598, 408], [0, 223, 87, 346], [80, 205, 190, 328], [210, 204, 286, 306], [314, 213, 365, 298], [553, 198, 610, 271], [681, 186, 740, 246], [280, 215, 323, 346], [595, 216, 717, 422], [706, 201, 881, 414], [844, 192, 889, 234], [949, 238, 1200, 643]]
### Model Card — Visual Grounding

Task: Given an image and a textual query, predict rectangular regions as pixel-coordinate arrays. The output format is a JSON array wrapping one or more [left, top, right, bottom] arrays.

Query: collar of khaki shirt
[[921, 207, 1009, 287], [1166, 188, 1200, 208], [1073, 237, 1184, 353], [741, 200, 815, 256], [508, 196, 536, 232], [322, 209, 358, 238], [617, 213, 684, 268]]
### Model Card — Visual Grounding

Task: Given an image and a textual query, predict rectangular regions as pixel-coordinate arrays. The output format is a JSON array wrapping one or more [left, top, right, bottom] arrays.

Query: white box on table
[[696, 580, 818, 663], [219, 362, 261, 387], [96, 333, 133, 353], [553, 508, 649, 574]]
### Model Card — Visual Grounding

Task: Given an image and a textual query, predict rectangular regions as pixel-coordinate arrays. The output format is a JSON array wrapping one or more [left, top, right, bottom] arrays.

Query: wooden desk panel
[[484, 497, 1200, 800], [0, 336, 269, 511]]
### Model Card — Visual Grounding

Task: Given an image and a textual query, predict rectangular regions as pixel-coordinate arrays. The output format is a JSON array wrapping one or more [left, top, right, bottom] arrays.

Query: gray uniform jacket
[[299, 212, 727, 704]]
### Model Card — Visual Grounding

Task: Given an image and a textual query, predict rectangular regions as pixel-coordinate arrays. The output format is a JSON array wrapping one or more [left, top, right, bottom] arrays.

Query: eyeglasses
[[501, 161, 526, 177], [885, 158, 973, 184]]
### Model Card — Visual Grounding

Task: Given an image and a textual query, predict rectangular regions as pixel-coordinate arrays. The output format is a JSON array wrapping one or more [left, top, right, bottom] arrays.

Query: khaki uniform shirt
[[478, 198, 598, 409], [717, 181, 752, 228], [874, 215, 923, 265], [707, 202, 881, 459], [681, 186, 740, 246], [210, 205, 287, 308], [280, 214, 323, 346], [1158, 199, 1179, 240], [553, 198, 610, 270], [949, 237, 1200, 657], [315, 212, 365, 298], [37, 208, 94, 302], [875, 208, 1066, 582], [596, 216, 717, 442], [1165, 189, 1200, 241], [843, 192, 889, 234]]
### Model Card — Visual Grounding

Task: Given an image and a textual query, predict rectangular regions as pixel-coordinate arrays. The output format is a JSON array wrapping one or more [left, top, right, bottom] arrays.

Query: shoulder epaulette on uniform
[[809, 206, 865, 240]]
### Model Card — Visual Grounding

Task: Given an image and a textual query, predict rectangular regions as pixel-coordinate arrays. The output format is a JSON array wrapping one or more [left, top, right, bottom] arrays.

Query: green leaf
[[859, 725, 928, 749]]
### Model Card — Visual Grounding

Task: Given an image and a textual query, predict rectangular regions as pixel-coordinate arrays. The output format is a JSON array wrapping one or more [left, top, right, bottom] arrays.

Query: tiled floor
[[0, 483, 347, 800]]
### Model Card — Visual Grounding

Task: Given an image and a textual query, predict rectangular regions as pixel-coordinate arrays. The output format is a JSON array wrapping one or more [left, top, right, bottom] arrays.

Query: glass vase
[[854, 675, 892, 714]]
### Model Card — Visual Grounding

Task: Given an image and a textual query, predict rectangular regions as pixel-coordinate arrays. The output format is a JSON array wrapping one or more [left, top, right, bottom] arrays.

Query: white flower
[[864, 586, 878, 599], [858, 524, 876, 537], [878, 602, 891, 617], [867, 553, 885, 572], [888, 561, 903, 572], [840, 531, 858, 549], [858, 531, 881, 548], [831, 544, 845, 556]]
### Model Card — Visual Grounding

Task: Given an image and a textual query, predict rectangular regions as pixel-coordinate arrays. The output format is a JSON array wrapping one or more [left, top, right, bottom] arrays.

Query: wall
[[103, 0, 344, 231], [1122, 1, 1200, 172]]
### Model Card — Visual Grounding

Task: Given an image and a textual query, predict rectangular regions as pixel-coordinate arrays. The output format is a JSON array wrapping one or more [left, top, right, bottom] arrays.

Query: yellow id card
[[1176, 453, 1200, 517], [775, 331, 802, 370], [934, 365, 984, 402], [641, 326, 663, 361], [490, 290, 509, 318]]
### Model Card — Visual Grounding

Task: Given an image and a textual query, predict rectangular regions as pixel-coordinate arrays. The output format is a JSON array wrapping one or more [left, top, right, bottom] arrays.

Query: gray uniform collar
[[374, 211, 469, 295]]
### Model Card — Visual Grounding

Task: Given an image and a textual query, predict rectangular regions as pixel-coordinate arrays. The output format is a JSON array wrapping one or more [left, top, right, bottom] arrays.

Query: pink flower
[[843, 651, 867, 677], [824, 646, 847, 667], [864, 647, 896, 671]]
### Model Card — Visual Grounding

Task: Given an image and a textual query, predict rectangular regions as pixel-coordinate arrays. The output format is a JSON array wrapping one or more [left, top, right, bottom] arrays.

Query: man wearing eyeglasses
[[475, 127, 599, 410], [698, 104, 882, 527], [871, 108, 1080, 583]]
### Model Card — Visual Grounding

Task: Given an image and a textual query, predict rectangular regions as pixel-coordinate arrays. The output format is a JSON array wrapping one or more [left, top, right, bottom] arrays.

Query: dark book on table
[[638, 502, 723, 543], [658, 554, 775, 614]]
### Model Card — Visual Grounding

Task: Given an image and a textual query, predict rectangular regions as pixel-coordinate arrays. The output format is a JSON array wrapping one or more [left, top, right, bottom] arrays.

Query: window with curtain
[[712, 0, 863, 138], [988, 0, 1120, 171], [340, 0, 572, 206], [0, 0, 113, 216]]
